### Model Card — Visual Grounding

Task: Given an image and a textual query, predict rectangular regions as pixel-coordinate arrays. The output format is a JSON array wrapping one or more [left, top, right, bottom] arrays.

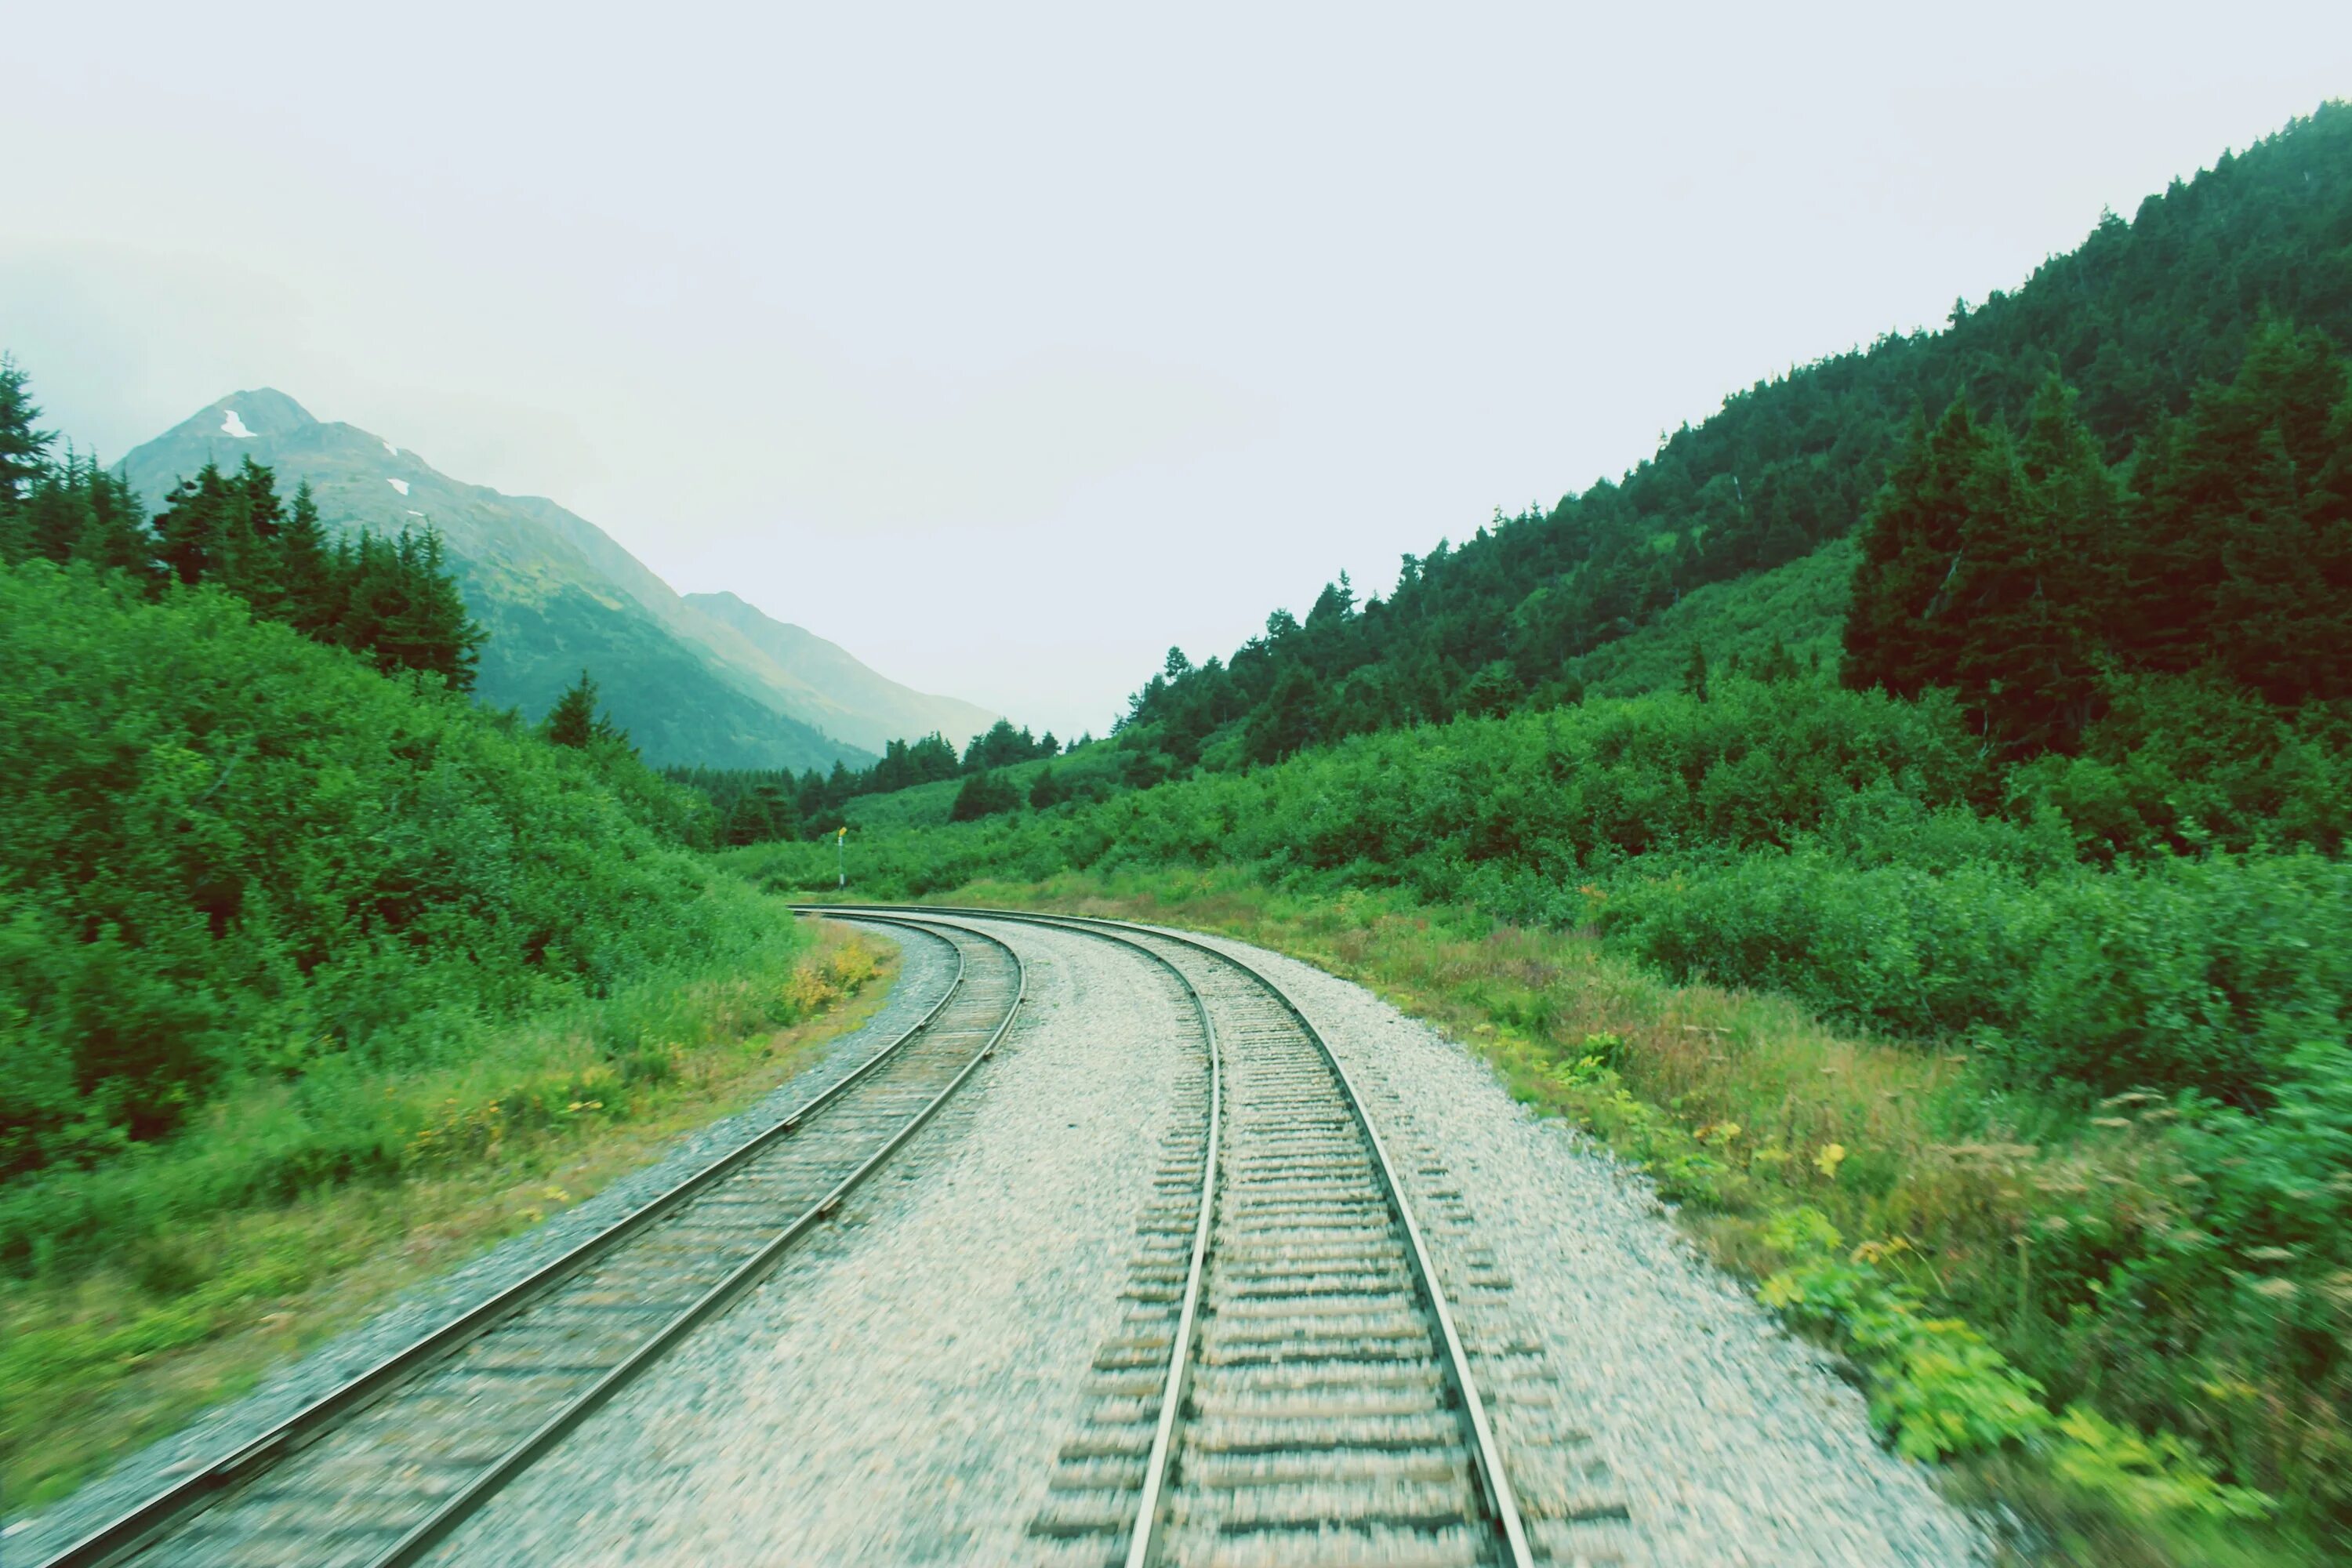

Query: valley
[[5, 82, 2350, 1568]]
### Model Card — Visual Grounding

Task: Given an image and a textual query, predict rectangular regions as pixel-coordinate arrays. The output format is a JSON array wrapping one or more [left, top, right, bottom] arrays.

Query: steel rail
[[1116, 945, 1219, 1568], [42, 916, 1017, 1568], [806, 904, 1534, 1568], [368, 913, 1025, 1568]]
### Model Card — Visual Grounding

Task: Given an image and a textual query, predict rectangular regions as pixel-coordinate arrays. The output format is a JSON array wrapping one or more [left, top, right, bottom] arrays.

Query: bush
[[1599, 848, 2352, 1105], [949, 771, 1022, 822], [0, 561, 757, 1191]]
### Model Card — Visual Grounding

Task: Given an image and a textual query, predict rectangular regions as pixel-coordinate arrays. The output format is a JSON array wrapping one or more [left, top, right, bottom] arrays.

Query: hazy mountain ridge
[[118, 393, 996, 766], [683, 590, 1000, 750]]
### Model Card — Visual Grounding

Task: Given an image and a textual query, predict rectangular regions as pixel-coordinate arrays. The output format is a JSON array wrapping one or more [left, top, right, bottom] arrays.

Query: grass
[[1, 917, 898, 1516], [912, 866, 2317, 1566]]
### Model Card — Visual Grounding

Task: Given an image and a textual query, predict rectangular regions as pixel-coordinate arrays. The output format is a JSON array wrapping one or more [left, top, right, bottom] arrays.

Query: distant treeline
[[0, 369, 481, 688], [665, 717, 1068, 844]]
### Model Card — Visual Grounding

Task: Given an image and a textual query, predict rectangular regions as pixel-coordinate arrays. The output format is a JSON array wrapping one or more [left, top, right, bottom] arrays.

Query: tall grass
[[2, 918, 890, 1510]]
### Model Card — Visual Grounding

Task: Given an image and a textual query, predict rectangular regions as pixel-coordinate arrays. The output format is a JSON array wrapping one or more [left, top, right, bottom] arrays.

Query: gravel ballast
[[4, 923, 963, 1563], [421, 916, 1199, 1565], [1169, 923, 1992, 1568]]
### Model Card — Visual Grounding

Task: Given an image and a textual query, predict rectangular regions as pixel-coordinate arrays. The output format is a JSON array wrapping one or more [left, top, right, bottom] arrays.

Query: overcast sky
[[5, 3, 2347, 737]]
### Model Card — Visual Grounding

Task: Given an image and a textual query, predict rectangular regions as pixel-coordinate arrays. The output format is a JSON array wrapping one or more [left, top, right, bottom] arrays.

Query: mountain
[[116, 394, 990, 769], [682, 590, 998, 751], [1116, 102, 2352, 767]]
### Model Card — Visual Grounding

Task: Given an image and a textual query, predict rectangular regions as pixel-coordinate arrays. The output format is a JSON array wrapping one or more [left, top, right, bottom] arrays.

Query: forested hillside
[[1112, 104, 2352, 769], [118, 392, 879, 771]]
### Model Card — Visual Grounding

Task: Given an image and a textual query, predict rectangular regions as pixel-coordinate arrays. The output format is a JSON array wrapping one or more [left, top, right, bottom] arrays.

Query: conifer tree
[[949, 770, 1021, 821], [154, 461, 231, 586], [1844, 402, 1996, 701], [543, 670, 613, 749], [278, 480, 341, 637], [1944, 379, 2118, 751], [0, 354, 52, 549], [23, 452, 89, 564], [76, 463, 156, 583], [212, 456, 285, 612], [2125, 320, 2350, 700], [1751, 633, 1802, 684]]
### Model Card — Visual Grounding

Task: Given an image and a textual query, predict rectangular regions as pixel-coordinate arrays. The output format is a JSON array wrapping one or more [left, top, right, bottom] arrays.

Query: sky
[[5, 2, 2349, 739]]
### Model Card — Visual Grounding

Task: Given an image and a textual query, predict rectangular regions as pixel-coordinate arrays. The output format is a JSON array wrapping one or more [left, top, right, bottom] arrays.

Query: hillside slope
[[1118, 102, 2352, 764], [118, 396, 909, 769], [684, 590, 999, 750]]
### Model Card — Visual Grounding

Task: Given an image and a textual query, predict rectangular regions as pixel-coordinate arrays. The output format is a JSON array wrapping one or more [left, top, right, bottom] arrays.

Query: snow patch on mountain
[[388, 477, 410, 495], [383, 441, 398, 456], [220, 411, 256, 438]]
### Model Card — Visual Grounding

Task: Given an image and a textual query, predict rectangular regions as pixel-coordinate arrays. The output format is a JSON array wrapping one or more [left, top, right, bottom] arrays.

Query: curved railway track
[[820, 906, 1537, 1568], [38, 916, 1024, 1568]]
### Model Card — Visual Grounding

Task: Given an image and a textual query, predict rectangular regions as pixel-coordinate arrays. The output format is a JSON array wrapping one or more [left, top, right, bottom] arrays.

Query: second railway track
[[42, 915, 1023, 1568]]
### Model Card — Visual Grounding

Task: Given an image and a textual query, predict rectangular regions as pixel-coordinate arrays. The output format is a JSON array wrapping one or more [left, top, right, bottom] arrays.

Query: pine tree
[[2211, 427, 2325, 703], [77, 463, 155, 583], [23, 452, 89, 564], [154, 461, 232, 586], [0, 354, 53, 550], [949, 770, 1021, 821], [1944, 379, 2118, 752], [212, 456, 286, 612], [22, 454, 155, 579], [543, 670, 608, 749], [2125, 320, 2350, 699], [1844, 401, 1995, 700], [278, 480, 341, 637], [1245, 665, 1323, 763], [387, 527, 483, 690], [1751, 633, 1802, 684]]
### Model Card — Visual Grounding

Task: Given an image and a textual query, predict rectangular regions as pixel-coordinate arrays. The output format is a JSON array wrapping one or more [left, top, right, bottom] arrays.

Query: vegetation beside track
[[843, 872, 2310, 1566], [1, 923, 892, 1513], [0, 379, 916, 1513]]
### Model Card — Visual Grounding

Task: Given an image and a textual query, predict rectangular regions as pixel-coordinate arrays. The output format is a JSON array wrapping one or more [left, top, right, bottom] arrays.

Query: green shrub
[[0, 561, 760, 1199]]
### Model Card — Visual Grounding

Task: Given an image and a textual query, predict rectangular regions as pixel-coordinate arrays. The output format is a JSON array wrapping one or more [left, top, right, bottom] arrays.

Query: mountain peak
[[118, 397, 993, 764], [187, 388, 318, 442]]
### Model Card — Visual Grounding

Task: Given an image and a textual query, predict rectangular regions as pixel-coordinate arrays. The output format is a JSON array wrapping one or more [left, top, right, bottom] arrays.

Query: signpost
[[837, 825, 847, 888]]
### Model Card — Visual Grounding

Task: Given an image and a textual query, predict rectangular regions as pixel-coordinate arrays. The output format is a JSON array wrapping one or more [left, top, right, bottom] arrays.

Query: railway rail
[[38, 915, 1024, 1568], [817, 906, 1536, 1568]]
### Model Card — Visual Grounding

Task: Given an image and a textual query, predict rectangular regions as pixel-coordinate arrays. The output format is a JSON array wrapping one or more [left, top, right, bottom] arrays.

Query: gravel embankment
[[1171, 924, 1992, 1568], [424, 916, 1197, 1565], [4, 923, 962, 1564]]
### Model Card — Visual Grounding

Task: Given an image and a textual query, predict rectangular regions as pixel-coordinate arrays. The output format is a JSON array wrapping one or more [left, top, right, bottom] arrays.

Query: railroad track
[[820, 906, 1541, 1568], [39, 915, 1023, 1568]]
